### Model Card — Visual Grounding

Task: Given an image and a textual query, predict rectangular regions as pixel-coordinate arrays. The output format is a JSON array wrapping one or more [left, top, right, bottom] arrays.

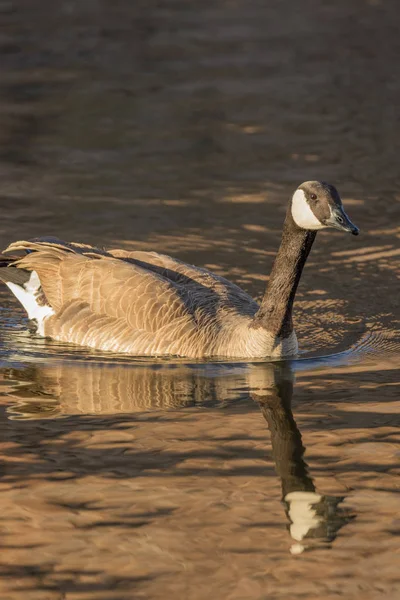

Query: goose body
[[0, 181, 359, 358]]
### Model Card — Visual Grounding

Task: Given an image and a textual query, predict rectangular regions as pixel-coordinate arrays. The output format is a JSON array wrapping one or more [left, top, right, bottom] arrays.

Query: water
[[0, 0, 399, 598]]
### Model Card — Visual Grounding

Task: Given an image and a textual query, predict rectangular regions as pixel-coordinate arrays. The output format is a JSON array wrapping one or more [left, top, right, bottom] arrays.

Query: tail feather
[[0, 265, 31, 287], [0, 261, 54, 334]]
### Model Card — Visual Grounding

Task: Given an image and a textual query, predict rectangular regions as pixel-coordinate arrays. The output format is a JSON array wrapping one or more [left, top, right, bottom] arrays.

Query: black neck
[[251, 207, 316, 337], [251, 365, 315, 498]]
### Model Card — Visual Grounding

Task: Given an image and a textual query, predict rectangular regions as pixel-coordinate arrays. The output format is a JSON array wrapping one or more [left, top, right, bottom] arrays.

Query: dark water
[[0, 1, 399, 598]]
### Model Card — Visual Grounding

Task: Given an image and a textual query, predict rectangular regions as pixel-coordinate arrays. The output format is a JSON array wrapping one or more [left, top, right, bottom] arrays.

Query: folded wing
[[4, 239, 199, 354]]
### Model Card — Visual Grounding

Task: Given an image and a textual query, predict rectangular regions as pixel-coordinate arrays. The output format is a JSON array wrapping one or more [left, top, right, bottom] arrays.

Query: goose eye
[[310, 194, 317, 201]]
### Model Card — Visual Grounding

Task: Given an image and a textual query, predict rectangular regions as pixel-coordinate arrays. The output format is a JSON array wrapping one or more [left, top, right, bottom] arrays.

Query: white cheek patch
[[285, 490, 324, 555], [291, 189, 326, 230]]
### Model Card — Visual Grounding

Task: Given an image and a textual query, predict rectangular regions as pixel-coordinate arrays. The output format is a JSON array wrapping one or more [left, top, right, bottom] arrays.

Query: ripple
[[0, 298, 399, 374]]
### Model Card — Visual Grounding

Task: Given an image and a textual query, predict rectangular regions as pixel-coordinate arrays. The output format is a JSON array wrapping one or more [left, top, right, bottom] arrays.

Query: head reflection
[[3, 360, 354, 552], [251, 364, 354, 554]]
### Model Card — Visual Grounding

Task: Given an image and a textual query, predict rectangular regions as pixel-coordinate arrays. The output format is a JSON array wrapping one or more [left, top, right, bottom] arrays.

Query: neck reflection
[[250, 363, 354, 554], [2, 360, 354, 552]]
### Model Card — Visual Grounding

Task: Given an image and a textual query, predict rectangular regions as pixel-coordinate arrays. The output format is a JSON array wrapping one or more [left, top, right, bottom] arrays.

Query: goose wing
[[4, 239, 204, 354], [108, 248, 258, 308]]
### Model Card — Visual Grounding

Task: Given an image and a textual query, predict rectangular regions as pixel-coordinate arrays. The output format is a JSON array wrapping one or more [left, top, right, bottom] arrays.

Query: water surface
[[0, 0, 399, 598]]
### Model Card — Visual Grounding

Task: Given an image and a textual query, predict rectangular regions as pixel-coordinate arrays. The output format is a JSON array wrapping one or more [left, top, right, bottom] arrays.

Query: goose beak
[[327, 207, 359, 235]]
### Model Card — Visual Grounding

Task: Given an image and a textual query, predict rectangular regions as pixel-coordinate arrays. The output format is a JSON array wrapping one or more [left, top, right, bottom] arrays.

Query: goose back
[[3, 238, 288, 358]]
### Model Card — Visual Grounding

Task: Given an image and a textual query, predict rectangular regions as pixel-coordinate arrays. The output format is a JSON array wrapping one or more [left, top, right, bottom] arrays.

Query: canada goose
[[0, 181, 358, 358]]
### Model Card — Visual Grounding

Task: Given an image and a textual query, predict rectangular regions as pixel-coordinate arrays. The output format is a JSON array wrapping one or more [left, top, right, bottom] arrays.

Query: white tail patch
[[291, 189, 326, 230], [6, 270, 54, 335]]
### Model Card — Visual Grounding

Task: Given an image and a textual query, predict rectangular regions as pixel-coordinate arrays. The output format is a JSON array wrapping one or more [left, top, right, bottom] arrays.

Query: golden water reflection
[[2, 360, 355, 553]]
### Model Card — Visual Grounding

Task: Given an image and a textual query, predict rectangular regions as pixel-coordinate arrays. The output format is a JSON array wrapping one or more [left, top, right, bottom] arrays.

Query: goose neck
[[252, 210, 316, 337]]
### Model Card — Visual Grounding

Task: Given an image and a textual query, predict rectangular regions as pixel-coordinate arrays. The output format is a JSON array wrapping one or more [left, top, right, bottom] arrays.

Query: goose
[[0, 181, 359, 358]]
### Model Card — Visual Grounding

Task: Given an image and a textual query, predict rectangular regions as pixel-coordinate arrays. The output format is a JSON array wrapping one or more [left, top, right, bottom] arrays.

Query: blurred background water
[[0, 1, 399, 598]]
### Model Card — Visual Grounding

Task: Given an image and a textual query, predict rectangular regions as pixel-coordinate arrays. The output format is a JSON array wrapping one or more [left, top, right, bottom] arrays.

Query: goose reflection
[[3, 362, 251, 416], [251, 365, 354, 554], [2, 360, 354, 552]]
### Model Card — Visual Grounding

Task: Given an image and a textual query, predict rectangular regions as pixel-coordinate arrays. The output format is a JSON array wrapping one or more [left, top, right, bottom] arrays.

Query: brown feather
[[1, 237, 294, 358]]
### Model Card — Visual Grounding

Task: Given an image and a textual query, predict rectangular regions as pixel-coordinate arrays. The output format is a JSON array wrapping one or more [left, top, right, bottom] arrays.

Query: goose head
[[291, 181, 359, 235]]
